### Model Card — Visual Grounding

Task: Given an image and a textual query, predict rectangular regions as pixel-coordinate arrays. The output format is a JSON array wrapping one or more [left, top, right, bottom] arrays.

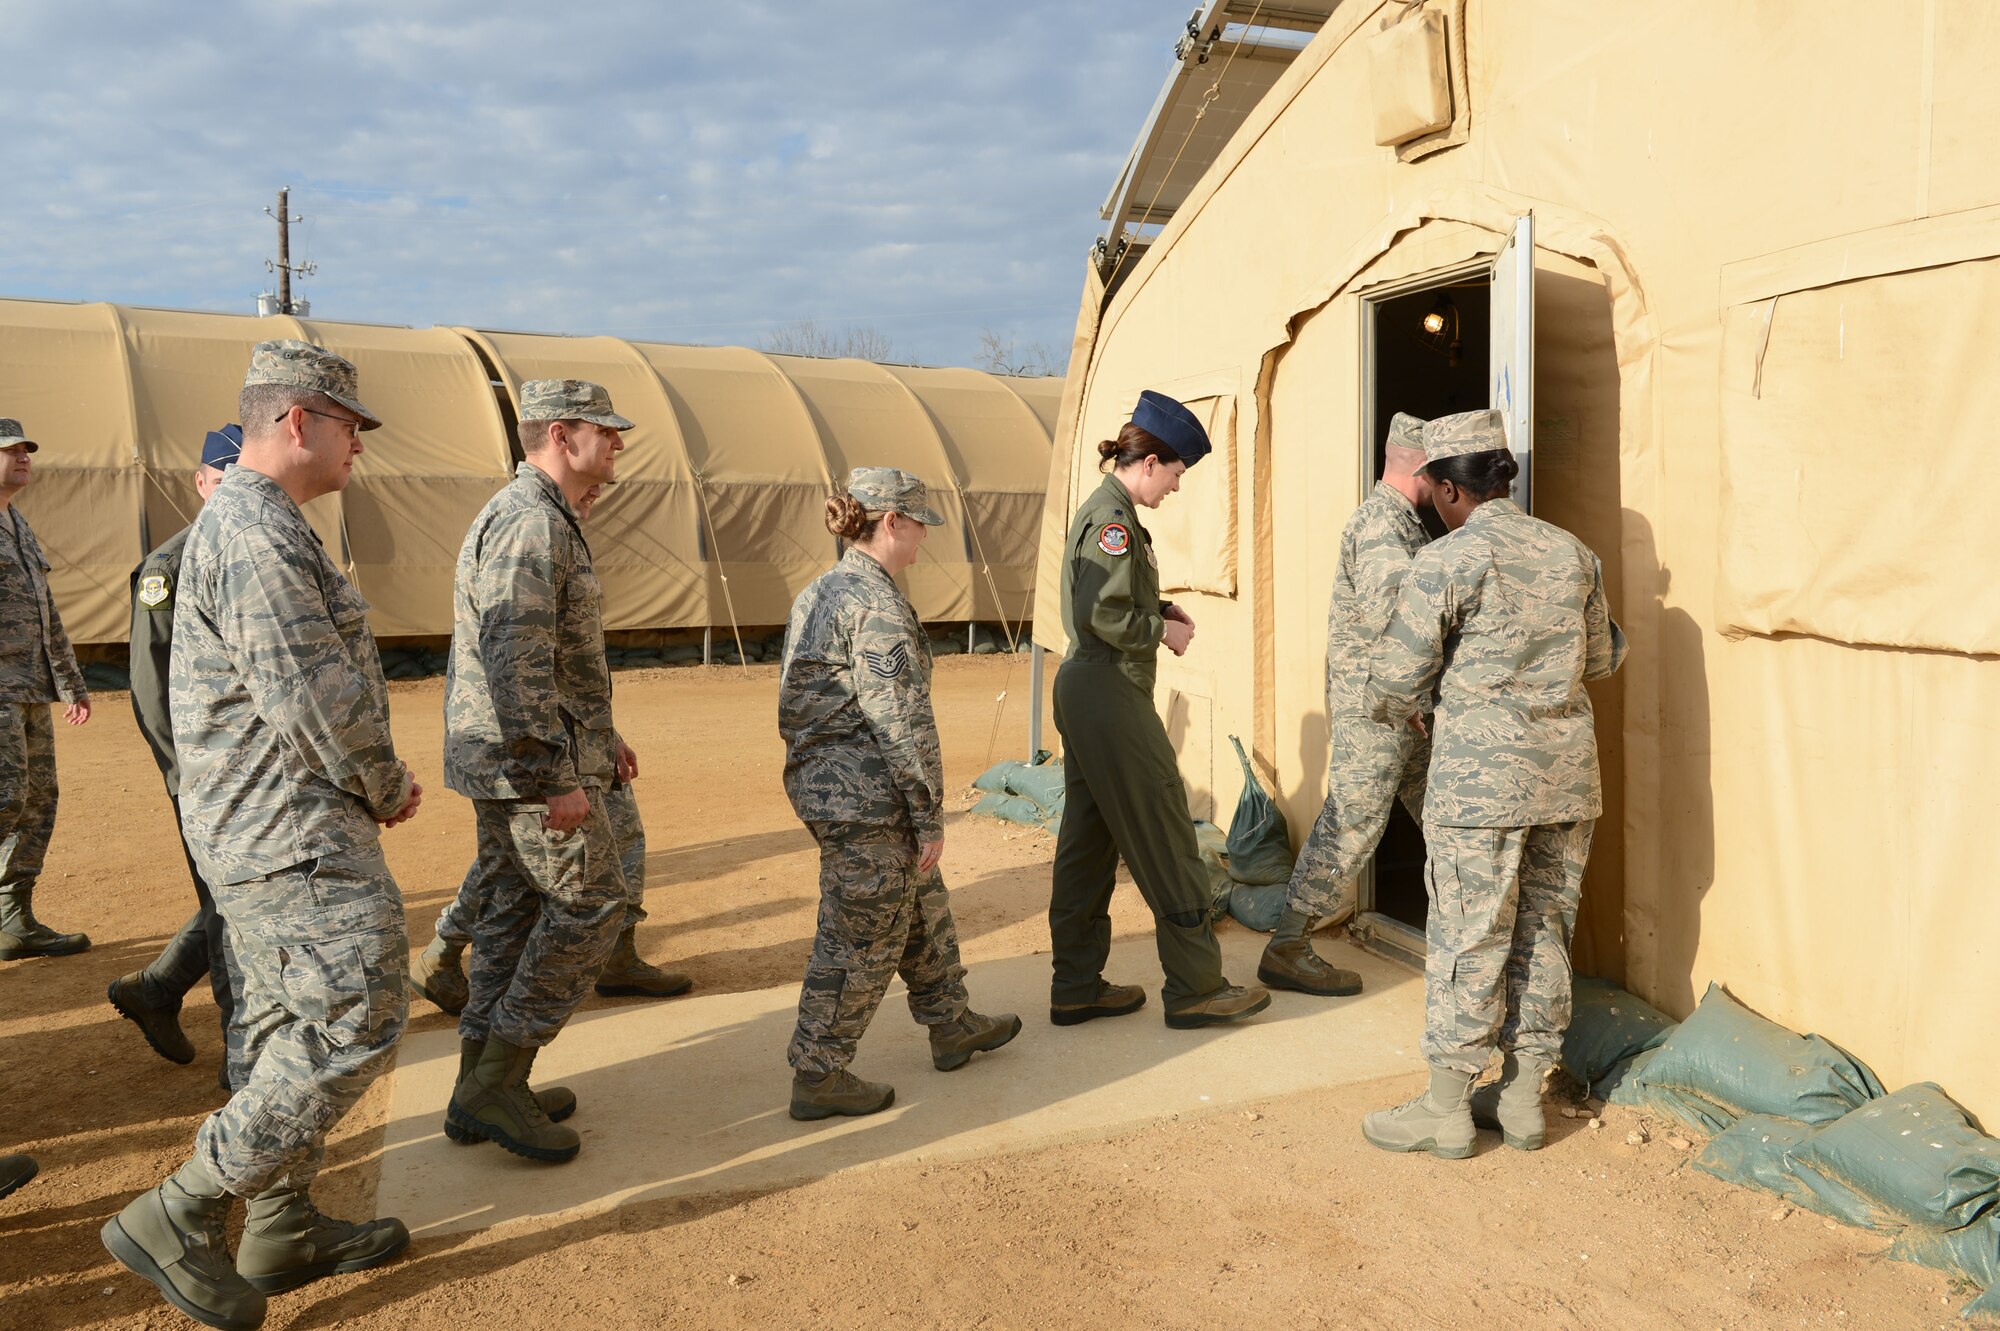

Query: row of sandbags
[[1561, 979, 1999, 1319]]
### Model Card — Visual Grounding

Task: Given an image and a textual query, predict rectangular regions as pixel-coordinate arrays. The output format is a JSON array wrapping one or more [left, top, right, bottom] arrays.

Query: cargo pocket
[[512, 806, 593, 905], [276, 936, 401, 1050], [795, 967, 849, 1037]]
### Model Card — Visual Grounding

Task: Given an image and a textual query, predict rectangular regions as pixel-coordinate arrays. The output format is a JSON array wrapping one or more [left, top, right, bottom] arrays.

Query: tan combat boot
[[1363, 1067, 1477, 1159], [1163, 984, 1273, 1030], [409, 936, 467, 1015], [929, 1010, 1023, 1071], [593, 926, 693, 998], [1049, 980, 1148, 1027], [101, 1157, 267, 1331], [108, 972, 198, 1064], [1256, 911, 1364, 997], [235, 1184, 409, 1294], [789, 1069, 895, 1121], [443, 1038, 577, 1143], [447, 1037, 582, 1162], [0, 888, 90, 959], [1467, 1051, 1553, 1150]]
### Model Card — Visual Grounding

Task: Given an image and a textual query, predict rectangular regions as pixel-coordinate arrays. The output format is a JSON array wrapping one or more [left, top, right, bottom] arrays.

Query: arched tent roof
[[0, 296, 1059, 642]]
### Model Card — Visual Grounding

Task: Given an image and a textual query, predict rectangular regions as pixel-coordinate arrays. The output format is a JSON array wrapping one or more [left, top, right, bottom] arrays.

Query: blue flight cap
[[1130, 390, 1210, 467], [200, 424, 243, 470]]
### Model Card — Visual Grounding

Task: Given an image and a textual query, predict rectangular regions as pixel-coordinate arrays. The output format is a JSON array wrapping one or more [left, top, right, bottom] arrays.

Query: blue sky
[[0, 1, 1185, 369]]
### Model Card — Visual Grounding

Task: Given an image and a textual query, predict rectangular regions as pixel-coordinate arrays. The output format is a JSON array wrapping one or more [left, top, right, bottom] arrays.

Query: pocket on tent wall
[[1716, 242, 2000, 655], [1368, 6, 1452, 146]]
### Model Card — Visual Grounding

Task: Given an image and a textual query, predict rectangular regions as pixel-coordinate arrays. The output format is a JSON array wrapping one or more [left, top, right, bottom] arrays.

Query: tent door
[[1489, 211, 1536, 511]]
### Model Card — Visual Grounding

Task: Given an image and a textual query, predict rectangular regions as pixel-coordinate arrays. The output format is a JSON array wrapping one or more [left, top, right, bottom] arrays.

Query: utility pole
[[262, 187, 316, 316]]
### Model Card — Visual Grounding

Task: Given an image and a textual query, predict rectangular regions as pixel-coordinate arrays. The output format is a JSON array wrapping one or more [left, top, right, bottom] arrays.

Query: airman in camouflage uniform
[[1359, 409, 1626, 1159], [411, 481, 689, 1019], [1259, 412, 1433, 998], [441, 379, 634, 1165], [104, 341, 420, 1330], [0, 416, 94, 961], [780, 468, 1019, 1121], [107, 425, 249, 1085]]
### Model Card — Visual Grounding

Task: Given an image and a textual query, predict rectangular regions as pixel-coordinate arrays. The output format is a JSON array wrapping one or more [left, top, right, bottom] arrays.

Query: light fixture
[[1413, 293, 1462, 368], [1422, 310, 1447, 335]]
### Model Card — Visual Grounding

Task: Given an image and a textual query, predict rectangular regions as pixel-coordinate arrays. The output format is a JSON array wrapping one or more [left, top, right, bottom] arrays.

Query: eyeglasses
[[278, 406, 363, 440]]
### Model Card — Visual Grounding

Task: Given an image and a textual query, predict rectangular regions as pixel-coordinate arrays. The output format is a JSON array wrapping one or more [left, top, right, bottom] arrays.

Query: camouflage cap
[[1386, 412, 1427, 452], [0, 418, 37, 453], [1420, 408, 1508, 467], [518, 378, 635, 430], [848, 466, 943, 526], [243, 339, 382, 431]]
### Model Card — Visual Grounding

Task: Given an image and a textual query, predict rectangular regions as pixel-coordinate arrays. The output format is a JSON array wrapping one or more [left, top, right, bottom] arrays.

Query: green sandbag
[[1693, 1115, 1870, 1222], [1228, 880, 1288, 932], [971, 792, 1045, 827], [1560, 977, 1678, 1087], [973, 761, 1022, 794], [1895, 1222, 2000, 1318], [1793, 1083, 2000, 1231], [1192, 821, 1234, 922], [1603, 1046, 1662, 1105], [1223, 735, 1293, 886], [1634, 982, 1884, 1127], [1003, 761, 1066, 813]]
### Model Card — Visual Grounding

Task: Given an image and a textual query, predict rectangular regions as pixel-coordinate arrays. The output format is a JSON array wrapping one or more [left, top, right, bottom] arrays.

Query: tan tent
[[1036, 0, 2000, 1124], [0, 298, 1059, 641]]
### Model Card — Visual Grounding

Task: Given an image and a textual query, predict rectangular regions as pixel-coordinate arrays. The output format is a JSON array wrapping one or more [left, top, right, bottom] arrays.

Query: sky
[[0, 0, 1187, 371]]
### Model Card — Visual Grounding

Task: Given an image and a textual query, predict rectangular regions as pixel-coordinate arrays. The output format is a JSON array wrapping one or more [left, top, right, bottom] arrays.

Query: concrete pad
[[376, 929, 1424, 1238]]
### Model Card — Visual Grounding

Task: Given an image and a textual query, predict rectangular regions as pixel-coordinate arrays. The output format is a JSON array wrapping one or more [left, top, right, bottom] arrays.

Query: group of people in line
[[0, 345, 1621, 1330]]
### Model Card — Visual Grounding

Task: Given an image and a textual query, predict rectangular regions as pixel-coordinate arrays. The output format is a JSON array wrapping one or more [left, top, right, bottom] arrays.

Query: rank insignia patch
[[1098, 523, 1131, 556], [864, 643, 910, 678]]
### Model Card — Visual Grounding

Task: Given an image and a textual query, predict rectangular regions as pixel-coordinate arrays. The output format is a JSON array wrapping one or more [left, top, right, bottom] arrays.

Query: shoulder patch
[[137, 572, 173, 609], [1097, 523, 1131, 556], [863, 642, 911, 679]]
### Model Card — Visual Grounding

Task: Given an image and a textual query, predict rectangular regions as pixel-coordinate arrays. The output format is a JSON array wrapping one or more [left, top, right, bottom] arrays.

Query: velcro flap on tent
[[1368, 6, 1452, 146], [1633, 982, 1884, 1127], [1717, 250, 2000, 654]]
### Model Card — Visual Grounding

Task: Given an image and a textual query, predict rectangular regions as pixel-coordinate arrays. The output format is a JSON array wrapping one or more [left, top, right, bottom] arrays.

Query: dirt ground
[[0, 656, 1966, 1329]]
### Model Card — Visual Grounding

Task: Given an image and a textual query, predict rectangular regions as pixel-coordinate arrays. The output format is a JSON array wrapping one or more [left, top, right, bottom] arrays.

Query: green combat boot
[[444, 1038, 576, 1143], [446, 1037, 581, 1162], [234, 1183, 409, 1294], [1362, 1067, 1477, 1159], [789, 1069, 895, 1121], [1164, 984, 1273, 1030], [593, 926, 693, 998], [101, 1157, 267, 1331], [1256, 909, 1364, 997], [1467, 1051, 1552, 1150], [1049, 980, 1147, 1027], [929, 1010, 1023, 1071], [108, 972, 198, 1064], [409, 936, 467, 1015], [0, 1153, 37, 1200], [0, 888, 90, 960]]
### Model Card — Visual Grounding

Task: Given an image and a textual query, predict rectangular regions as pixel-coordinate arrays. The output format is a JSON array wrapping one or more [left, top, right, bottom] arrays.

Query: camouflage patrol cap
[[848, 467, 943, 525], [243, 339, 382, 431], [1386, 412, 1427, 452], [518, 379, 635, 430], [1420, 408, 1508, 467], [0, 418, 36, 453]]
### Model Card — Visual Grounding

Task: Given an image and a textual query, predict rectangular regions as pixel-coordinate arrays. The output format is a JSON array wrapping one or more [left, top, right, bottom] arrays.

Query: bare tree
[[760, 319, 897, 362], [974, 328, 1066, 378]]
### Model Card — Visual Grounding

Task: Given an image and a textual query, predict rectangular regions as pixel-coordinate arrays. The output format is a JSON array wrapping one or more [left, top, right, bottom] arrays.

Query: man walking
[[441, 379, 633, 1164], [102, 341, 423, 1329], [107, 425, 248, 1084], [0, 416, 93, 961], [1256, 412, 1434, 997]]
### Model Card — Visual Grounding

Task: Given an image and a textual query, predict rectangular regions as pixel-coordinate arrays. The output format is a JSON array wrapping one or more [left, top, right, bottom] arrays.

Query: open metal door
[[1488, 213, 1535, 511]]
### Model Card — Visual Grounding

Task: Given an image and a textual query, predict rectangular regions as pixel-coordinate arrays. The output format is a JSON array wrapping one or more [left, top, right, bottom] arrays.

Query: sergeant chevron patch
[[864, 643, 910, 678]]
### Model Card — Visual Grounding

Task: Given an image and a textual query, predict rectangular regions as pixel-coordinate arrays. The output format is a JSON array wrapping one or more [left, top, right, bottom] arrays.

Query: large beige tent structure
[[0, 298, 1059, 642], [1036, 0, 2000, 1124]]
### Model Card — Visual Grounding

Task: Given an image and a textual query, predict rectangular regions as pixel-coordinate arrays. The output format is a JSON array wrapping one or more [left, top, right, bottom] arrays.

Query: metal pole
[[968, 621, 978, 654], [1028, 645, 1045, 758], [275, 187, 292, 314], [703, 626, 713, 666]]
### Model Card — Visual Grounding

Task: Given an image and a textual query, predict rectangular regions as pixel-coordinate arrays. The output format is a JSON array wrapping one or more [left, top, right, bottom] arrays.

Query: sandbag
[[971, 792, 1045, 827], [1693, 1115, 1861, 1220], [1223, 735, 1293, 886], [1633, 982, 1884, 1127], [1004, 760, 1066, 813], [1228, 880, 1288, 933], [972, 761, 1021, 795], [1560, 977, 1678, 1088], [1793, 1083, 2000, 1232]]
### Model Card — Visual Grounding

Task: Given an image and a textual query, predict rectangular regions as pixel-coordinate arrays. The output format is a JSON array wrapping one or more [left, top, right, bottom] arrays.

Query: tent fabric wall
[[1038, 0, 2000, 1125], [0, 297, 1060, 643]]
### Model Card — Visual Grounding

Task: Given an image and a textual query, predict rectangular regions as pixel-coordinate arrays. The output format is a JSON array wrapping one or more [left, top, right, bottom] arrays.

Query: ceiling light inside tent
[[1422, 310, 1446, 335]]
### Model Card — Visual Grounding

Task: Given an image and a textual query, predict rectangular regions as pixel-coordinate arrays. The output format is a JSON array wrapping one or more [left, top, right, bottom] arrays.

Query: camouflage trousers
[[1283, 712, 1429, 924], [0, 701, 57, 895], [457, 797, 625, 1049], [437, 781, 646, 947], [787, 823, 969, 1078], [194, 848, 407, 1197], [1419, 820, 1595, 1075]]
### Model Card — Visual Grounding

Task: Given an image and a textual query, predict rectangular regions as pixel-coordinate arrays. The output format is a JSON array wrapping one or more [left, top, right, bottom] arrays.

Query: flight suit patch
[[138, 572, 173, 609], [1098, 523, 1131, 556]]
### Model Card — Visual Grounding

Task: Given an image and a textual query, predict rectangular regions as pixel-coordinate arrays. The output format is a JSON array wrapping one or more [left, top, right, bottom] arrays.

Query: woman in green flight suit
[[1047, 391, 1270, 1030]]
